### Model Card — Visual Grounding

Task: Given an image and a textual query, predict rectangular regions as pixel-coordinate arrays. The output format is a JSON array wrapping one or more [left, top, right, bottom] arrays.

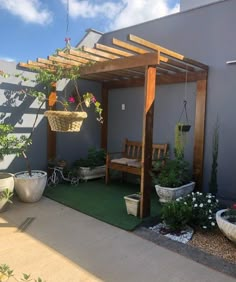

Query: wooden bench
[[105, 139, 168, 184]]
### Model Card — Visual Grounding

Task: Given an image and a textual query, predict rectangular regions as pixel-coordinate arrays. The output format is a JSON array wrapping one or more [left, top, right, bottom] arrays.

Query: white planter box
[[124, 194, 140, 216], [216, 209, 236, 244], [79, 165, 106, 181], [155, 181, 195, 203]]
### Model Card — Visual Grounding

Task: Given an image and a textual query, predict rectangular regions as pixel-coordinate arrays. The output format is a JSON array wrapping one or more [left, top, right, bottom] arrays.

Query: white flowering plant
[[180, 192, 219, 230], [161, 192, 219, 232]]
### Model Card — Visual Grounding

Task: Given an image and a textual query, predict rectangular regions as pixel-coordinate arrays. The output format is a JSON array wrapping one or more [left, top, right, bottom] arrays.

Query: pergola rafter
[[19, 34, 208, 218]]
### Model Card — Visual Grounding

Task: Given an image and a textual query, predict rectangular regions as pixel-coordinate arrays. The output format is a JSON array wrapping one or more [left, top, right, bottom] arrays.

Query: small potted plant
[[0, 124, 25, 209], [72, 148, 106, 181], [124, 193, 141, 217], [0, 123, 47, 203], [151, 154, 195, 203]]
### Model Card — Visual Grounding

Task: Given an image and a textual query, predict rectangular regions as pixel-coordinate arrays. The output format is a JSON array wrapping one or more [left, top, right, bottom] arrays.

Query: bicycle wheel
[[71, 177, 79, 185], [47, 176, 55, 187], [54, 173, 60, 185]]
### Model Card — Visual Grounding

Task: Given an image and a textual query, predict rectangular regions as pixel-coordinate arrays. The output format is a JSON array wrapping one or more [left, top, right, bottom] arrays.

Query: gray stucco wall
[[0, 60, 102, 173], [180, 0, 224, 11], [99, 0, 236, 201], [0, 60, 47, 172]]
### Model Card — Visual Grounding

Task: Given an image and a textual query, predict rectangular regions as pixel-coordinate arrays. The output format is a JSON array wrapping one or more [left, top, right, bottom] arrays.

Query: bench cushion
[[111, 158, 138, 165]]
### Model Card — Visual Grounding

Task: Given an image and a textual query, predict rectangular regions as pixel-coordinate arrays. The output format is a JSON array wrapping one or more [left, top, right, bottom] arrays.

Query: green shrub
[[73, 147, 105, 168], [161, 201, 192, 232], [152, 157, 191, 188]]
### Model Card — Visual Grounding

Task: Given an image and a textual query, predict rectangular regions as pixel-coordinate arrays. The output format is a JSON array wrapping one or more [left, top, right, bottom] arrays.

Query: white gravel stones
[[149, 223, 194, 244]]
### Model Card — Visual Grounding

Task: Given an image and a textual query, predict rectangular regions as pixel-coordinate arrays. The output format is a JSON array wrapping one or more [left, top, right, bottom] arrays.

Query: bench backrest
[[123, 138, 168, 161]]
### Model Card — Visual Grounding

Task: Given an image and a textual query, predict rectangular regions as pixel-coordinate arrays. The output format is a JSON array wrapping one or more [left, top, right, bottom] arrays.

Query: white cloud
[[0, 0, 52, 25], [110, 0, 180, 30], [60, 0, 123, 19], [60, 0, 179, 30]]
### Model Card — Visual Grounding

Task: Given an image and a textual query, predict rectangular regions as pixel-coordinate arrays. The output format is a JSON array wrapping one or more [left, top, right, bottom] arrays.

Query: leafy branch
[[0, 264, 45, 282]]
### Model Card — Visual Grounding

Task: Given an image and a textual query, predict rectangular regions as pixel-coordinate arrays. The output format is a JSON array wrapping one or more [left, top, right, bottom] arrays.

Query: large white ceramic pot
[[216, 209, 236, 244], [155, 181, 195, 203], [0, 172, 14, 212], [14, 170, 47, 203]]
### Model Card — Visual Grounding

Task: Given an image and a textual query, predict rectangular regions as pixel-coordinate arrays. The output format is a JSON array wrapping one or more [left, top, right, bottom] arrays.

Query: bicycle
[[47, 166, 79, 187]]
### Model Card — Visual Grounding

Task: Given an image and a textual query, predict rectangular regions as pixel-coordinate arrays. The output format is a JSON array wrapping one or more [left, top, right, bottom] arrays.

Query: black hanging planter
[[178, 124, 191, 132], [177, 100, 191, 133]]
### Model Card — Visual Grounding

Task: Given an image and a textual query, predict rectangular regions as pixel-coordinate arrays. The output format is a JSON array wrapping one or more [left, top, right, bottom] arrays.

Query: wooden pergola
[[19, 34, 208, 218]]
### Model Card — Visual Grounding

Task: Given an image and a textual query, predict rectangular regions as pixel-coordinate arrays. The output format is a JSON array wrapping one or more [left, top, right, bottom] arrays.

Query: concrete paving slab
[[0, 196, 235, 282]]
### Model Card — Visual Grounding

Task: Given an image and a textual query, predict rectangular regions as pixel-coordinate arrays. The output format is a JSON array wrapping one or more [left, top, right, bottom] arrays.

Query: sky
[[0, 0, 180, 63]]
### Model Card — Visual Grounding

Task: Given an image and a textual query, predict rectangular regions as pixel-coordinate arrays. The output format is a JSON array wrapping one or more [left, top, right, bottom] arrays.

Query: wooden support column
[[47, 83, 57, 163], [101, 85, 108, 151], [193, 79, 208, 190], [140, 66, 157, 218]]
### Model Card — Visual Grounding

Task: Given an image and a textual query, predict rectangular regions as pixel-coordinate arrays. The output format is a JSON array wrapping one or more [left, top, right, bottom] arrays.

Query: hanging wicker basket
[[44, 111, 87, 132]]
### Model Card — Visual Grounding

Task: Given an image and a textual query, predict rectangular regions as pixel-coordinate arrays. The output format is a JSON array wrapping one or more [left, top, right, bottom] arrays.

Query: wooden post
[[47, 82, 57, 163], [193, 79, 208, 190], [101, 85, 108, 151], [140, 66, 157, 218]]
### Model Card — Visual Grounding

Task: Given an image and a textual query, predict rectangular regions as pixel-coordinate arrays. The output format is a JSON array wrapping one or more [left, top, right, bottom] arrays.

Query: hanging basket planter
[[44, 110, 88, 132], [178, 124, 191, 132]]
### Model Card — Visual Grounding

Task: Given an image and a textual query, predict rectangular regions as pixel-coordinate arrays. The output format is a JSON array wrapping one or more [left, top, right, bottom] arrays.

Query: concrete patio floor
[[0, 196, 235, 282]]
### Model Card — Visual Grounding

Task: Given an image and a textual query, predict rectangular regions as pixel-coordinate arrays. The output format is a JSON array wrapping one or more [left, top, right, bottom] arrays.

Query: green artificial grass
[[44, 179, 162, 231]]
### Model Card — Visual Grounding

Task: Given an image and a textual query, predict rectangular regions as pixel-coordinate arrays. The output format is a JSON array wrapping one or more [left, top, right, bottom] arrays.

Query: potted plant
[[151, 154, 195, 203], [124, 193, 141, 216], [216, 204, 236, 244], [0, 123, 47, 203], [0, 124, 26, 209], [72, 148, 106, 181]]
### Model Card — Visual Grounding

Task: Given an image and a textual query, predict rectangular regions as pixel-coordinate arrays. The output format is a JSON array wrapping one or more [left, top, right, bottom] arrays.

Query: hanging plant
[[0, 64, 103, 132], [177, 100, 191, 132], [175, 124, 186, 159]]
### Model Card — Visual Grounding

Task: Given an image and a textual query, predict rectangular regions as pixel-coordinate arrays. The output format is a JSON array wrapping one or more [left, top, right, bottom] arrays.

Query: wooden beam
[[57, 51, 89, 64], [113, 38, 147, 54], [140, 66, 156, 218], [48, 56, 81, 66], [80, 53, 159, 76], [18, 62, 40, 70], [103, 71, 207, 89], [160, 56, 195, 72], [101, 85, 108, 150], [83, 46, 120, 59], [69, 49, 107, 62], [112, 37, 196, 72], [95, 43, 133, 57], [47, 83, 57, 166], [37, 58, 55, 66], [193, 79, 208, 190], [128, 34, 209, 70]]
